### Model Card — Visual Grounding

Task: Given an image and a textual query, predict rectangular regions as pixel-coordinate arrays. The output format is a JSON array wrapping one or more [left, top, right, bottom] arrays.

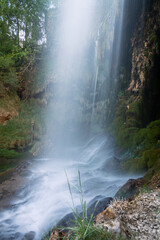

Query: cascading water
[[92, 31, 99, 115], [113, 0, 125, 81], [90, 0, 120, 131], [0, 1, 142, 239]]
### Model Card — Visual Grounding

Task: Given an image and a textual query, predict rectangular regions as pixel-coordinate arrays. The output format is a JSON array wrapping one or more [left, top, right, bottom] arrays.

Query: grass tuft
[[51, 171, 126, 240]]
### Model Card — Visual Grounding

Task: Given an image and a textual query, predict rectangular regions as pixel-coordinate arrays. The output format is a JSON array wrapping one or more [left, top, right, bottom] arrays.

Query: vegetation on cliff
[[0, 0, 51, 171], [108, 0, 160, 183]]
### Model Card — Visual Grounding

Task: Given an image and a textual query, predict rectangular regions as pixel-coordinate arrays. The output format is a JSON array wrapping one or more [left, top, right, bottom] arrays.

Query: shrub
[[0, 149, 21, 159]]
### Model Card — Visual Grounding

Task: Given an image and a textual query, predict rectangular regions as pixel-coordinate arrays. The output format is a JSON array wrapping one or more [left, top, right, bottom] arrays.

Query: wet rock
[[22, 231, 36, 240], [115, 178, 145, 199], [87, 196, 113, 217], [57, 212, 75, 229], [13, 232, 23, 239], [57, 196, 113, 229]]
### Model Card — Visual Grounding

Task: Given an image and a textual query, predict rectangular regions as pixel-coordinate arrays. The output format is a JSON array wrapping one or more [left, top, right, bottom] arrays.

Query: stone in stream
[[56, 196, 113, 229], [22, 231, 36, 240]]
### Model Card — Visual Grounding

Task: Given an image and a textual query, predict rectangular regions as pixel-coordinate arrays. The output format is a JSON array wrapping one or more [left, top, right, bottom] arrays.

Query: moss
[[133, 128, 147, 147], [0, 149, 21, 159], [0, 152, 22, 173], [115, 97, 127, 117], [110, 108, 160, 174], [145, 120, 160, 144], [109, 96, 141, 149], [124, 157, 145, 173], [142, 148, 160, 168], [149, 33, 157, 43], [133, 120, 160, 148], [124, 147, 160, 174], [0, 99, 45, 150], [126, 101, 141, 128]]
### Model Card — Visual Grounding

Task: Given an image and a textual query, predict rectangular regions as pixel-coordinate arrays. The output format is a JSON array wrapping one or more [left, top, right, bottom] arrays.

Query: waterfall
[[48, 0, 97, 148], [0, 1, 143, 239], [90, 28, 100, 132], [113, 0, 125, 81], [92, 30, 99, 112], [90, 0, 125, 132]]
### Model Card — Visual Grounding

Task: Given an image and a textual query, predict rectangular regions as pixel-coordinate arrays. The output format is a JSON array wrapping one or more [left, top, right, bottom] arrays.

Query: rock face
[[96, 189, 160, 240], [128, 1, 160, 125]]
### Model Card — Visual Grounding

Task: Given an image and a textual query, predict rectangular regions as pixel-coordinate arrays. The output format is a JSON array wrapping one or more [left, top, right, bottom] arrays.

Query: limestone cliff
[[104, 0, 160, 181]]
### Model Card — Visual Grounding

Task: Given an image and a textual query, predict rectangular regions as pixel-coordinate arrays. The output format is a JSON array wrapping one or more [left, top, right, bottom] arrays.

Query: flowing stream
[[0, 135, 136, 239]]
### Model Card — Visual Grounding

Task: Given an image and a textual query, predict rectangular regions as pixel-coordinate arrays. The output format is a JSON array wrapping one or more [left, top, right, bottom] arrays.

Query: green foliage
[[0, 150, 22, 172], [124, 147, 160, 175], [0, 149, 21, 159], [65, 171, 96, 240], [126, 101, 141, 128], [109, 93, 160, 176], [68, 226, 125, 240], [133, 120, 160, 148], [0, 0, 49, 54], [109, 96, 141, 149], [123, 119, 160, 173], [142, 148, 160, 168], [0, 99, 44, 150], [0, 0, 50, 79], [0, 55, 17, 89]]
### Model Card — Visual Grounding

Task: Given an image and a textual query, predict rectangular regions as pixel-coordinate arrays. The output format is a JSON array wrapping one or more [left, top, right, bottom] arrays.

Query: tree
[[0, 0, 50, 55]]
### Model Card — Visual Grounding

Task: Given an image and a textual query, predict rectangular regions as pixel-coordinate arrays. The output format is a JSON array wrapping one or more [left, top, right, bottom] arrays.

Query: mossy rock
[[142, 148, 160, 168], [126, 101, 142, 128], [133, 120, 160, 148], [124, 157, 145, 173], [124, 147, 160, 174], [0, 149, 21, 159], [0, 98, 45, 150], [0, 149, 22, 173]]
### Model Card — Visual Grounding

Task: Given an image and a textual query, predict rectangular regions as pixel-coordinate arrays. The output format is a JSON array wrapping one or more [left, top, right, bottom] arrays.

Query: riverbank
[[45, 176, 160, 240], [0, 157, 33, 211]]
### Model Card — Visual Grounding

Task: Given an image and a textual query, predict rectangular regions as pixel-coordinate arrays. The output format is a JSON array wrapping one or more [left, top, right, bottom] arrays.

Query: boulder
[[57, 196, 113, 229], [115, 178, 145, 199], [22, 231, 36, 240]]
